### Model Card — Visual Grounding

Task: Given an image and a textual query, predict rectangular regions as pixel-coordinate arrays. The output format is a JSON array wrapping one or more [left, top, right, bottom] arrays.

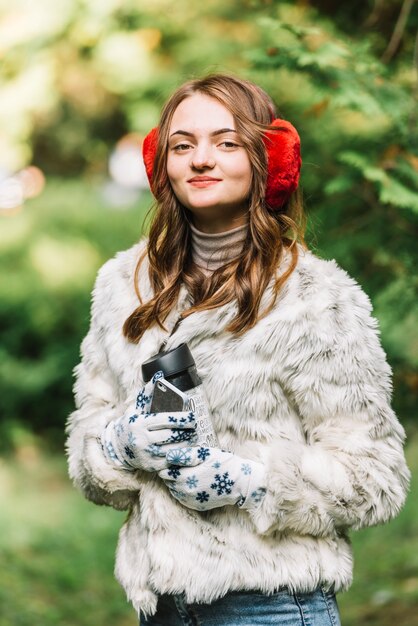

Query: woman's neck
[[189, 222, 247, 275]]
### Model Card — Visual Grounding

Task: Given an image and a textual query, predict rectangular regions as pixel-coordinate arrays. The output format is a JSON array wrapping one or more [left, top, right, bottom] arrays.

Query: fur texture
[[66, 242, 410, 617]]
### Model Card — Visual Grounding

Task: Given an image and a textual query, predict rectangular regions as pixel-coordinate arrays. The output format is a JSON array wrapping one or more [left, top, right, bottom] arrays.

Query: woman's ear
[[263, 119, 301, 210]]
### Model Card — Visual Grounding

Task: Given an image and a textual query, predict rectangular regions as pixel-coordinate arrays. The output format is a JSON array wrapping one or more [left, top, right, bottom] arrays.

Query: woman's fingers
[[148, 427, 198, 446], [166, 445, 212, 467], [124, 410, 195, 433], [145, 410, 196, 432]]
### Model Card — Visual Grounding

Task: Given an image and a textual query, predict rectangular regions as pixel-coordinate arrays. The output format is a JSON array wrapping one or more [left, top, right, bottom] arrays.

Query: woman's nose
[[190, 143, 215, 169]]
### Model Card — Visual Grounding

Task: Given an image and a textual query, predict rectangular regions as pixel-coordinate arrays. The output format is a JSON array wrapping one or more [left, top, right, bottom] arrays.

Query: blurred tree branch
[[364, 0, 389, 27], [381, 0, 416, 62]]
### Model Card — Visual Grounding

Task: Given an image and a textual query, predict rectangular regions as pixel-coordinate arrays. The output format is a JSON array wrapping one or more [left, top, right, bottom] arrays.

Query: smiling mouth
[[187, 177, 222, 187]]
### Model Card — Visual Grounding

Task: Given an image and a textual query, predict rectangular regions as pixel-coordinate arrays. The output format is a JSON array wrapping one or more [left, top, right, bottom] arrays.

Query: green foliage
[[337, 152, 418, 213], [0, 180, 149, 449], [0, 0, 251, 173]]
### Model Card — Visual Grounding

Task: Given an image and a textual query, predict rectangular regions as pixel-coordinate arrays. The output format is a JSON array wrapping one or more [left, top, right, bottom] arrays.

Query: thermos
[[141, 343, 219, 447]]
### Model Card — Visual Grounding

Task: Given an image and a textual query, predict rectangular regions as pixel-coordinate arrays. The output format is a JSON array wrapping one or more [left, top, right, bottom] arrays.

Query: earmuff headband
[[142, 119, 301, 210]]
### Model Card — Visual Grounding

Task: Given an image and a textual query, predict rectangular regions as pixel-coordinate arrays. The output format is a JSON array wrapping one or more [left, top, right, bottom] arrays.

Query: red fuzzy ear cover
[[142, 119, 301, 208], [263, 119, 301, 209], [142, 126, 159, 192]]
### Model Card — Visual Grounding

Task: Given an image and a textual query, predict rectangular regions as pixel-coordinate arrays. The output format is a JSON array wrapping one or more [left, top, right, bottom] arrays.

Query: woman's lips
[[187, 177, 222, 188]]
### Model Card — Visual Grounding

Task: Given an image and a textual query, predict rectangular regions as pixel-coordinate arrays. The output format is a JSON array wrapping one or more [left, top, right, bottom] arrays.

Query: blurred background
[[0, 0, 417, 624]]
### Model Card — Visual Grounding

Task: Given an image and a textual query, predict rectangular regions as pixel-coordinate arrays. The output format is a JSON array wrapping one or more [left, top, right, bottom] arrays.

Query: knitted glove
[[159, 446, 266, 511], [101, 373, 197, 472]]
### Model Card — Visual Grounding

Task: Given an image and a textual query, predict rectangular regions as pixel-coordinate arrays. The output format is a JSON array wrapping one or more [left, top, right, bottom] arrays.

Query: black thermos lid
[[141, 343, 196, 384]]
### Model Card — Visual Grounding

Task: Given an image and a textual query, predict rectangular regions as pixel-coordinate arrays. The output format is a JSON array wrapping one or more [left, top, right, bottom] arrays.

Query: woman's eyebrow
[[212, 128, 237, 136], [169, 128, 237, 138]]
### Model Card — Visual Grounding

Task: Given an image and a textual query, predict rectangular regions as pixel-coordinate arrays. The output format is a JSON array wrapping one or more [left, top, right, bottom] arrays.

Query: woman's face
[[166, 93, 252, 233]]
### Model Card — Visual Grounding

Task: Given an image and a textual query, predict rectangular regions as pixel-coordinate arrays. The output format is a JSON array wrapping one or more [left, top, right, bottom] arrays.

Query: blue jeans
[[139, 588, 341, 625]]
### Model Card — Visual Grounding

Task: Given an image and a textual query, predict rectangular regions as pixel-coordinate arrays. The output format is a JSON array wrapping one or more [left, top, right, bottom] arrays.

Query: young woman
[[66, 74, 410, 626]]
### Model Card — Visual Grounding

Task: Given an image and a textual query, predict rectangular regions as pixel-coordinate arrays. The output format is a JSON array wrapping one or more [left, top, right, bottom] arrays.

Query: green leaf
[[324, 174, 357, 195], [378, 176, 418, 213], [339, 151, 418, 213]]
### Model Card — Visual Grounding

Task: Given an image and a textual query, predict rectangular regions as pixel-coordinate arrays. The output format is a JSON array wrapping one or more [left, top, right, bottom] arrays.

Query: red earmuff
[[263, 119, 301, 209], [142, 119, 301, 209], [142, 126, 159, 192]]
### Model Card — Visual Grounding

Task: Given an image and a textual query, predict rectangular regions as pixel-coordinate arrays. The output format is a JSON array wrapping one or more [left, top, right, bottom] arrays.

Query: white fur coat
[[66, 241, 410, 617]]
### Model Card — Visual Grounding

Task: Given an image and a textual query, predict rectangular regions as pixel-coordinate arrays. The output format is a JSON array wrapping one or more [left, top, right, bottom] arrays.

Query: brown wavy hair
[[123, 74, 306, 343]]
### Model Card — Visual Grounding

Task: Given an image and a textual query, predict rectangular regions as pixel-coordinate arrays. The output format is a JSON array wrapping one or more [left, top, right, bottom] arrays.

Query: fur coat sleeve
[[65, 257, 144, 510], [248, 258, 410, 536]]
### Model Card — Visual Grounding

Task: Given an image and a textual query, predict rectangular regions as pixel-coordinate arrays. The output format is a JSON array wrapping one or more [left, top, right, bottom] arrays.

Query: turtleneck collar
[[189, 222, 248, 274]]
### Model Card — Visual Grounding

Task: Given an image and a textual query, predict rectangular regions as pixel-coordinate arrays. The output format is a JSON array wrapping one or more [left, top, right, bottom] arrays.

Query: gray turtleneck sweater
[[189, 222, 247, 275]]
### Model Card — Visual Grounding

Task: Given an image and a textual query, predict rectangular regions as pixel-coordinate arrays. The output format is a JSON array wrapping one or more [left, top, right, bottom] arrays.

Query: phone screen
[[150, 379, 188, 413]]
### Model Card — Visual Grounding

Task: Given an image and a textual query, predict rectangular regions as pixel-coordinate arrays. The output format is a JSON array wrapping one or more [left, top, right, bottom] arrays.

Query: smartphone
[[150, 377, 190, 413]]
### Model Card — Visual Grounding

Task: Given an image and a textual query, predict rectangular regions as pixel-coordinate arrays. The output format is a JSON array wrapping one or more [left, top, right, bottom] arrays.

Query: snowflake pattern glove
[[101, 372, 197, 472], [159, 446, 266, 511]]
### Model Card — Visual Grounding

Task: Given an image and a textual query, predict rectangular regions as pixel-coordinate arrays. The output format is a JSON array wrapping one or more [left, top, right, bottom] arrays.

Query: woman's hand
[[101, 373, 197, 472], [159, 446, 266, 511]]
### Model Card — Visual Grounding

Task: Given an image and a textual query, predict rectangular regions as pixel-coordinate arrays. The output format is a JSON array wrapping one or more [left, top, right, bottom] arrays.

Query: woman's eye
[[172, 143, 192, 152], [220, 141, 238, 149]]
